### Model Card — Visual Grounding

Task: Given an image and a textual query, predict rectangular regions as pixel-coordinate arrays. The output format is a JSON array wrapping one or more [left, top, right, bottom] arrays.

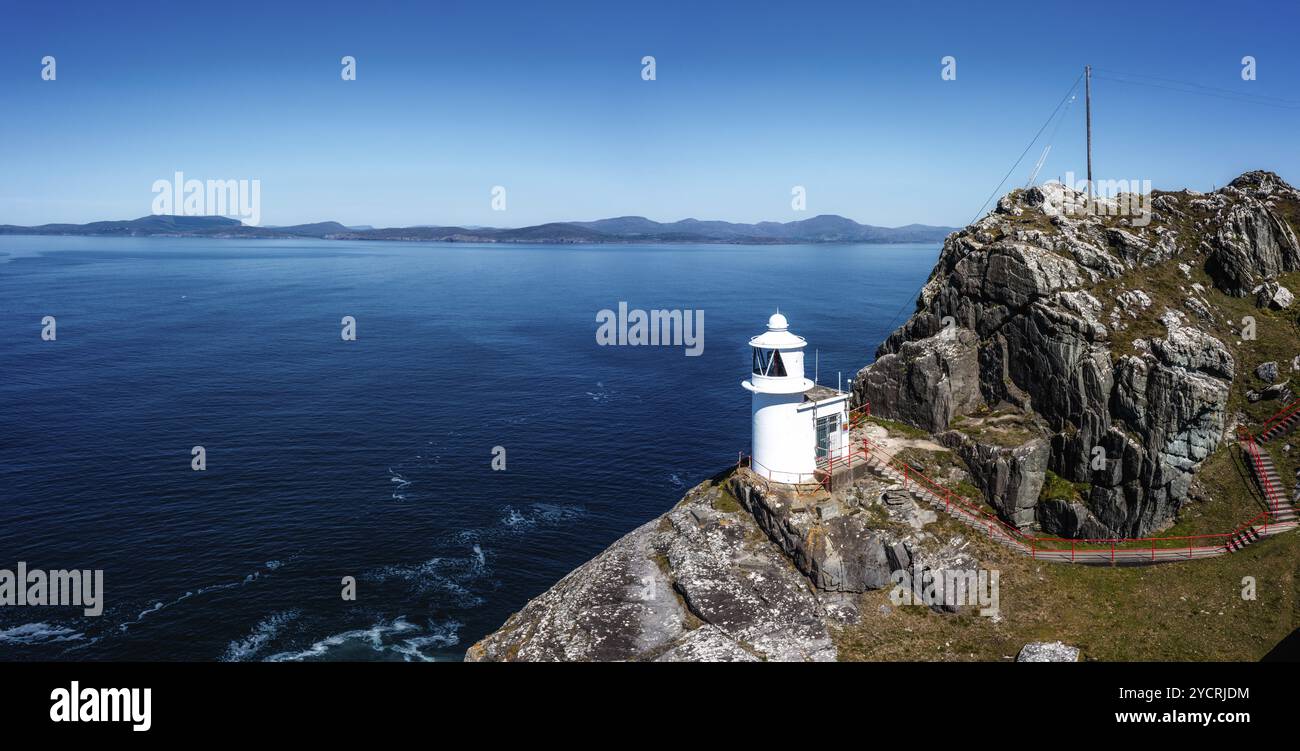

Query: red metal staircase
[[1257, 397, 1300, 443], [1235, 428, 1298, 555], [1225, 526, 1262, 552]]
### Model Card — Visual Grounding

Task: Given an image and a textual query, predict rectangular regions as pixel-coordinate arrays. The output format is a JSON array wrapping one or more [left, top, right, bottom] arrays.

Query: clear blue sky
[[1, 0, 1297, 228]]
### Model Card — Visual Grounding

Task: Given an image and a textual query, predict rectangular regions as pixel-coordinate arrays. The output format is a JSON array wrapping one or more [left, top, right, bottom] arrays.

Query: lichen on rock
[[465, 478, 839, 662]]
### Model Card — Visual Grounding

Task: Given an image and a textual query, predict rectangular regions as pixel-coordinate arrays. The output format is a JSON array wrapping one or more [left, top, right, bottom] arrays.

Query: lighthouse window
[[752, 348, 787, 377], [768, 349, 786, 376]]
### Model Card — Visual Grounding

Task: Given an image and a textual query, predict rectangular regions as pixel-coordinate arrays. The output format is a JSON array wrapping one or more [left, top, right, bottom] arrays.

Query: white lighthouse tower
[[742, 312, 849, 484]]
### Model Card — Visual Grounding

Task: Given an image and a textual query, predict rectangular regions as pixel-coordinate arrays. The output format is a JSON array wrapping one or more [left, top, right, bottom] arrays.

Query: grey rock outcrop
[[1255, 280, 1295, 309], [1247, 380, 1291, 403], [465, 479, 838, 662], [1017, 641, 1081, 662], [1036, 498, 1110, 539], [728, 470, 985, 615], [854, 171, 1294, 538], [727, 471, 919, 593], [853, 326, 984, 433], [1098, 316, 1232, 535], [939, 429, 1049, 530], [1204, 178, 1300, 296]]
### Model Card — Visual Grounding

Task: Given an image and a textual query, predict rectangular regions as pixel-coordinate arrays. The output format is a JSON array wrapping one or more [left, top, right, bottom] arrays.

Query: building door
[[815, 414, 836, 461]]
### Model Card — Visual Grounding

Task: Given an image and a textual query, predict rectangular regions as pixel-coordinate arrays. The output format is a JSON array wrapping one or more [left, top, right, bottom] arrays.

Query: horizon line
[[0, 212, 963, 231]]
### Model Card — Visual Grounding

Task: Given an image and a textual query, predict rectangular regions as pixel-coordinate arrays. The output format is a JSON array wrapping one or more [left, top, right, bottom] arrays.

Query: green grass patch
[[832, 516, 1298, 661], [951, 410, 1043, 448], [1039, 469, 1088, 504], [865, 415, 931, 440], [712, 487, 742, 513]]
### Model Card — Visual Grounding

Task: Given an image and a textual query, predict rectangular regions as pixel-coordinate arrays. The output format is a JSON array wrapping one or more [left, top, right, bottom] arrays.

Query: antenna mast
[[1085, 64, 1093, 198]]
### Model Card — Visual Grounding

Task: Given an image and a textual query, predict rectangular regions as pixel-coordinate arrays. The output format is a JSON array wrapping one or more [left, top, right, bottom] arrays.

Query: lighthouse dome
[[750, 311, 806, 350]]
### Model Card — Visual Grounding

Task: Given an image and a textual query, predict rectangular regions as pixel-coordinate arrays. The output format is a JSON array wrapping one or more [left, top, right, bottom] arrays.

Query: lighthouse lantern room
[[742, 312, 850, 484]]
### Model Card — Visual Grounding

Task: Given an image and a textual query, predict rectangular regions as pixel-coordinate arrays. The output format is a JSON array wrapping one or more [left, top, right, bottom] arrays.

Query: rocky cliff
[[466, 453, 981, 661], [468, 171, 1300, 661], [465, 477, 842, 661], [855, 171, 1300, 538]]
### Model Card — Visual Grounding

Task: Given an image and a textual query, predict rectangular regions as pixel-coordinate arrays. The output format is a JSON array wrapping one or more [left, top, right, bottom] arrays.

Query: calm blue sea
[[0, 236, 938, 661]]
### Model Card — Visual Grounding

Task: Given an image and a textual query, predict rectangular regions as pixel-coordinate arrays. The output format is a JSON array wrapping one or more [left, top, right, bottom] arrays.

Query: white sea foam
[[391, 621, 462, 662], [363, 503, 580, 612], [580, 381, 640, 404], [387, 468, 415, 500], [263, 616, 456, 662], [502, 507, 530, 528], [119, 560, 285, 632], [368, 552, 486, 607], [221, 610, 300, 662], [500, 503, 586, 531], [0, 622, 86, 645]]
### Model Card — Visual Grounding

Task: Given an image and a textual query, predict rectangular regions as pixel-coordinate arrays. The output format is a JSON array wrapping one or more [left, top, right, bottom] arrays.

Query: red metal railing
[[857, 436, 1030, 551], [1256, 396, 1300, 438], [738, 401, 875, 495], [735, 401, 1294, 559], [858, 435, 1275, 557], [737, 454, 830, 494], [1237, 426, 1284, 514]]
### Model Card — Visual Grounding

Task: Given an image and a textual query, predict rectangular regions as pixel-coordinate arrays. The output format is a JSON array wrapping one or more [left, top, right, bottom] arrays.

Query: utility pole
[[1085, 64, 1093, 199]]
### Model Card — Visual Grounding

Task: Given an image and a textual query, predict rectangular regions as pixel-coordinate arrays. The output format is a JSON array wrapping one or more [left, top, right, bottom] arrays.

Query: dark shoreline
[[0, 213, 958, 246]]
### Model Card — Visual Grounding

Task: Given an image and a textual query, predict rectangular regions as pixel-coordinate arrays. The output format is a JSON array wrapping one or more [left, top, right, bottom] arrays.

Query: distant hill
[[0, 215, 242, 236], [568, 215, 955, 243], [0, 214, 957, 244], [0, 216, 353, 239]]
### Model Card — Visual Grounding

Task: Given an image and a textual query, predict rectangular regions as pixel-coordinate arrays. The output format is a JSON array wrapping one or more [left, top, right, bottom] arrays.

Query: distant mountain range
[[0, 214, 957, 244]]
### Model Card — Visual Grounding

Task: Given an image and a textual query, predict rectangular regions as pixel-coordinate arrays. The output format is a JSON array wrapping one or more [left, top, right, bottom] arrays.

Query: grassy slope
[[838, 418, 1294, 660], [833, 506, 1297, 661]]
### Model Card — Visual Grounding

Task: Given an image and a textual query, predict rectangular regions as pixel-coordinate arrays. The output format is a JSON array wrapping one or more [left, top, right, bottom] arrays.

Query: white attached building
[[742, 312, 850, 484]]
